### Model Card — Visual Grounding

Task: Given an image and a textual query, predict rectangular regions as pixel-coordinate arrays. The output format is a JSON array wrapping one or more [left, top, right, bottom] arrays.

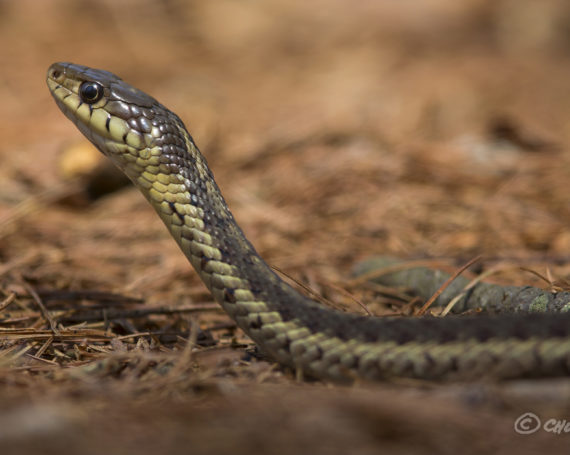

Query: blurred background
[[1, 0, 570, 453]]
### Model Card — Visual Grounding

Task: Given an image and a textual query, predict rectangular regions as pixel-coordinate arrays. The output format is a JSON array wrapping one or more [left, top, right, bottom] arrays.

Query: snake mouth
[[46, 63, 111, 156], [46, 64, 79, 122]]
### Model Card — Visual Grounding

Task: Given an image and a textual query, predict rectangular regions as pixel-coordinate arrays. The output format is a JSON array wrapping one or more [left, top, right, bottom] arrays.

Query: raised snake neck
[[47, 62, 570, 382]]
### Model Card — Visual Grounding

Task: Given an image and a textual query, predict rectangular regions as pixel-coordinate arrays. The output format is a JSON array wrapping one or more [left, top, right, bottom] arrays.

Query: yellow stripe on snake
[[47, 63, 570, 382]]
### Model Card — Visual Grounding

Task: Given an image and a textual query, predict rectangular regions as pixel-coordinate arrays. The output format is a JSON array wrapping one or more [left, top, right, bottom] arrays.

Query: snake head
[[46, 62, 190, 181]]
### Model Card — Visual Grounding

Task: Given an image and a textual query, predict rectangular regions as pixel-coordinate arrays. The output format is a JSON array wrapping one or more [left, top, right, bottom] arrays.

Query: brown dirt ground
[[2, 0, 570, 453]]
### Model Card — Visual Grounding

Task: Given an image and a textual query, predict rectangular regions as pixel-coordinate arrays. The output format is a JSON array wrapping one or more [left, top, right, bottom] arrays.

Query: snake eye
[[79, 81, 104, 104]]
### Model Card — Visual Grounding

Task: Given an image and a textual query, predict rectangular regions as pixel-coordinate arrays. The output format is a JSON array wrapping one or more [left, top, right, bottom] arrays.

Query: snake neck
[[129, 123, 322, 334]]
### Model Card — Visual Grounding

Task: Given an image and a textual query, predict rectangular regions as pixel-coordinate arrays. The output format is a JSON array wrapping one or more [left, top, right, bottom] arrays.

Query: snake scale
[[47, 62, 570, 382]]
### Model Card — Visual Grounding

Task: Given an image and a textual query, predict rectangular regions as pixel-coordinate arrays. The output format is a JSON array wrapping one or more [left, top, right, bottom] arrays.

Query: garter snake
[[47, 62, 570, 382]]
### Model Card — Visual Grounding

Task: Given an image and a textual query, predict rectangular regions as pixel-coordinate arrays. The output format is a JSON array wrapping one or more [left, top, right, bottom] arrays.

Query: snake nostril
[[51, 69, 61, 79]]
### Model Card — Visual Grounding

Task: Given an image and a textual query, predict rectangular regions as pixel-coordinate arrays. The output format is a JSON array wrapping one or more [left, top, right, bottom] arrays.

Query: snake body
[[47, 62, 570, 382]]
